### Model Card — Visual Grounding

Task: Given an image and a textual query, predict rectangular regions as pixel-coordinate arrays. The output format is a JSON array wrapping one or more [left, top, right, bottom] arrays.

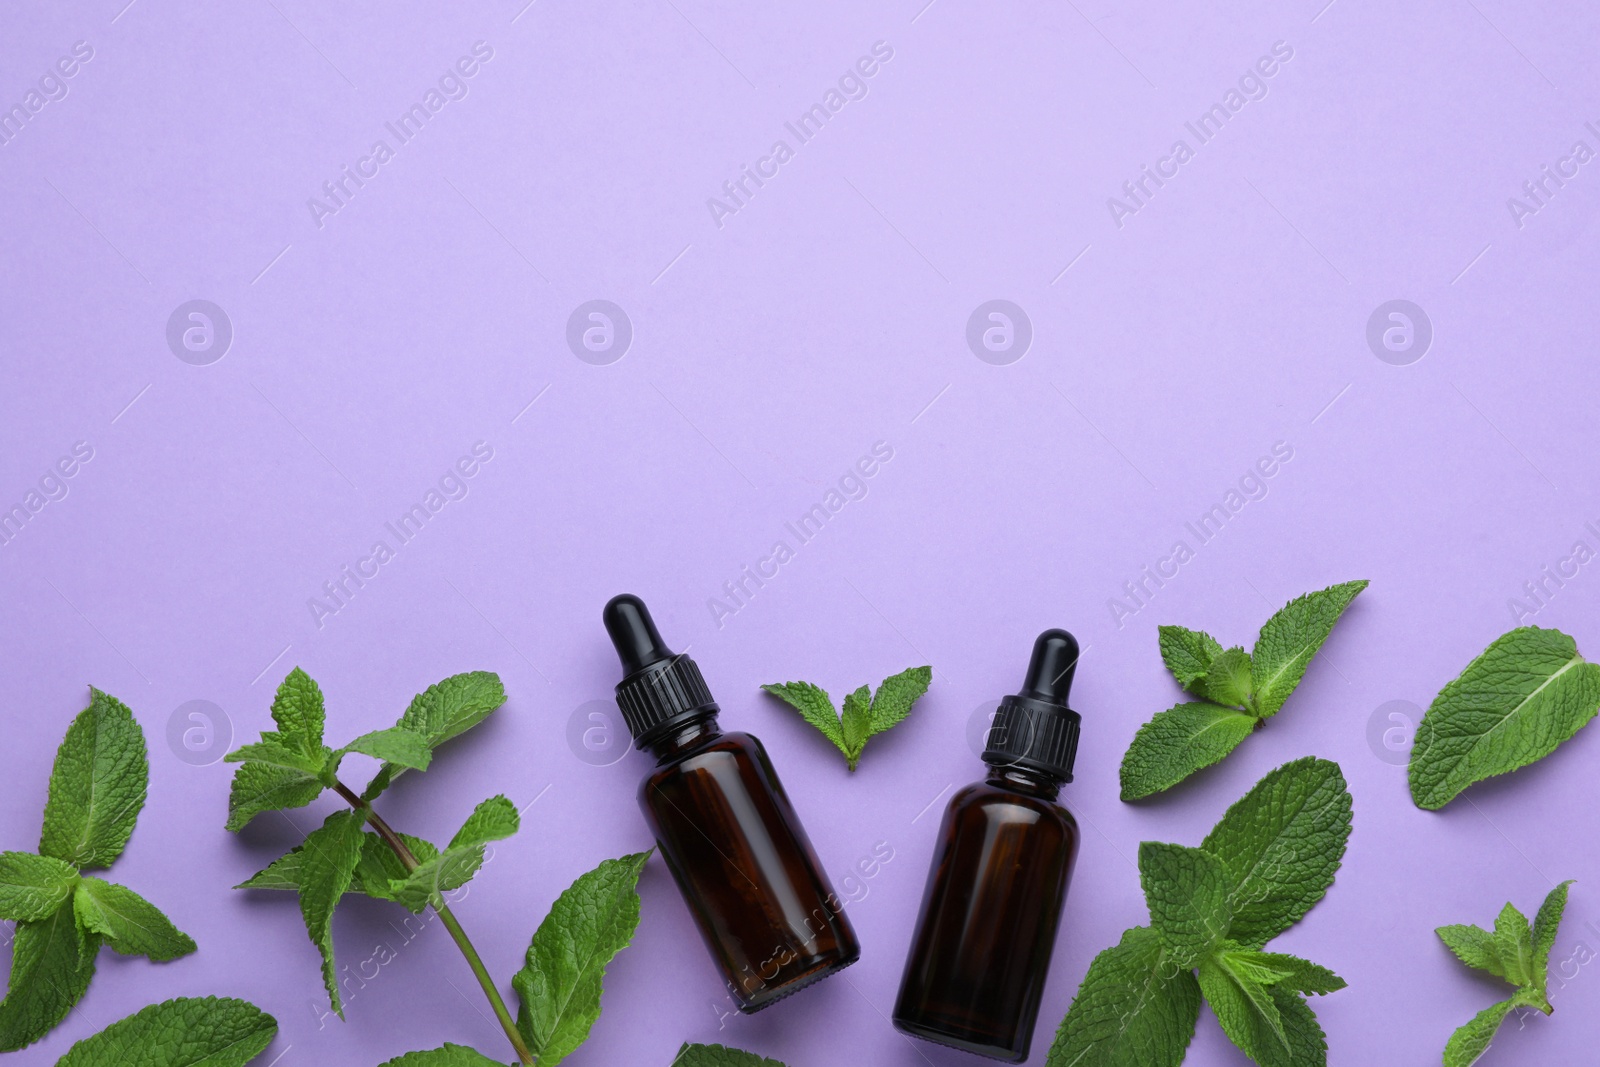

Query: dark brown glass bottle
[[894, 629, 1083, 1062], [604, 594, 860, 1012]]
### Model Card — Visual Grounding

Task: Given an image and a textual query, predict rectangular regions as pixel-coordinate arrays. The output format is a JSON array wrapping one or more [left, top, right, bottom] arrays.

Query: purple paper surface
[[3, 1, 1599, 1064]]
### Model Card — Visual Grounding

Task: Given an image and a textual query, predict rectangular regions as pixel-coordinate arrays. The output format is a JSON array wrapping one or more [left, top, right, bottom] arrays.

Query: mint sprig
[[762, 665, 932, 771], [1409, 627, 1600, 809], [53, 996, 277, 1067], [1436, 881, 1572, 1066], [0, 689, 196, 1051], [73, 876, 198, 961], [230, 668, 647, 1067], [1120, 581, 1367, 799], [1049, 757, 1352, 1067]]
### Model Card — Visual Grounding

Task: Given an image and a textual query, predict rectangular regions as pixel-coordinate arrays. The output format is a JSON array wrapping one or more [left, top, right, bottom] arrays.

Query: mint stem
[[333, 780, 536, 1066]]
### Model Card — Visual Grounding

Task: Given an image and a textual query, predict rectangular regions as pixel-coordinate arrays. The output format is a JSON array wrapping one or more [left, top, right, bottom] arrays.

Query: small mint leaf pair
[[762, 666, 931, 771], [0, 690, 195, 1052], [53, 996, 277, 1067], [1410, 627, 1600, 809], [1120, 580, 1367, 800], [1437, 881, 1573, 1066], [1049, 757, 1353, 1067]]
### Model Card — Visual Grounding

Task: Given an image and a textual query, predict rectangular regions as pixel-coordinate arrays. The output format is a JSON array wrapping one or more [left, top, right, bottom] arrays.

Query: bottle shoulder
[[639, 730, 764, 791], [949, 780, 1078, 832]]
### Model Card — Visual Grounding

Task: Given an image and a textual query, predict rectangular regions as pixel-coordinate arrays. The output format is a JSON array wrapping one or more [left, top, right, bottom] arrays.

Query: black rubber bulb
[[1019, 628, 1079, 704], [603, 594, 676, 675]]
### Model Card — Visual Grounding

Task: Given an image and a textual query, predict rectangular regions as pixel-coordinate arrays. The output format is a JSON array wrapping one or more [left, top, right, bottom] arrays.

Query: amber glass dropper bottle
[[892, 628, 1083, 1062], [603, 593, 861, 1012]]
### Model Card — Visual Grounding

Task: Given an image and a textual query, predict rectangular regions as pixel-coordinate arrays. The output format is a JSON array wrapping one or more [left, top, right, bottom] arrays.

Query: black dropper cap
[[982, 629, 1082, 782], [603, 594, 719, 748]]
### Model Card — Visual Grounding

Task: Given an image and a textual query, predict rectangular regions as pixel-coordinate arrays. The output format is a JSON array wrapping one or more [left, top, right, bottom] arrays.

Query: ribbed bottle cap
[[603, 594, 719, 747], [982, 629, 1082, 782]]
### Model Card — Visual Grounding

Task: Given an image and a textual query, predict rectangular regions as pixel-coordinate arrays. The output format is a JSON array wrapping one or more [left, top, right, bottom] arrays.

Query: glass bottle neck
[[644, 713, 722, 763], [986, 764, 1064, 800]]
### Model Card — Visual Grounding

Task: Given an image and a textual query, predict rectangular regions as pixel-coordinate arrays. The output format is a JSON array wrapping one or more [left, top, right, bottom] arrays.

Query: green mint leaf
[[1127, 586, 1365, 796], [54, 996, 277, 1067], [1239, 952, 1346, 995], [1492, 902, 1534, 988], [394, 670, 507, 746], [672, 1043, 788, 1066], [375, 1045, 507, 1067], [363, 672, 507, 801], [1249, 580, 1367, 717], [0, 899, 99, 1051], [1200, 757, 1353, 947], [1198, 951, 1292, 1067], [1268, 985, 1329, 1067], [361, 766, 399, 803], [294, 809, 367, 1018], [1158, 625, 1225, 693], [269, 667, 327, 758], [764, 669, 931, 772], [1511, 983, 1554, 1014], [354, 832, 439, 901], [225, 761, 324, 832], [1138, 842, 1231, 968], [1196, 648, 1253, 709], [1436, 922, 1504, 975], [236, 847, 305, 892], [1119, 702, 1255, 800], [339, 727, 433, 771], [1045, 926, 1201, 1067], [1436, 884, 1570, 1063], [839, 685, 871, 771], [513, 850, 650, 1067], [760, 681, 844, 749], [1435, 904, 1539, 990], [1442, 998, 1516, 1067], [71, 877, 195, 961], [866, 665, 932, 736], [449, 795, 519, 849], [223, 739, 327, 775], [1531, 880, 1573, 990], [39, 688, 149, 870], [237, 831, 442, 903], [1409, 627, 1600, 809], [1213, 946, 1293, 987], [388, 797, 518, 914], [0, 852, 79, 922]]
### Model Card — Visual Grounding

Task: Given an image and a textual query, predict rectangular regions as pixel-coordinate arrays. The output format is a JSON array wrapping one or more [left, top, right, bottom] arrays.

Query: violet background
[[3, 0, 1600, 1064]]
